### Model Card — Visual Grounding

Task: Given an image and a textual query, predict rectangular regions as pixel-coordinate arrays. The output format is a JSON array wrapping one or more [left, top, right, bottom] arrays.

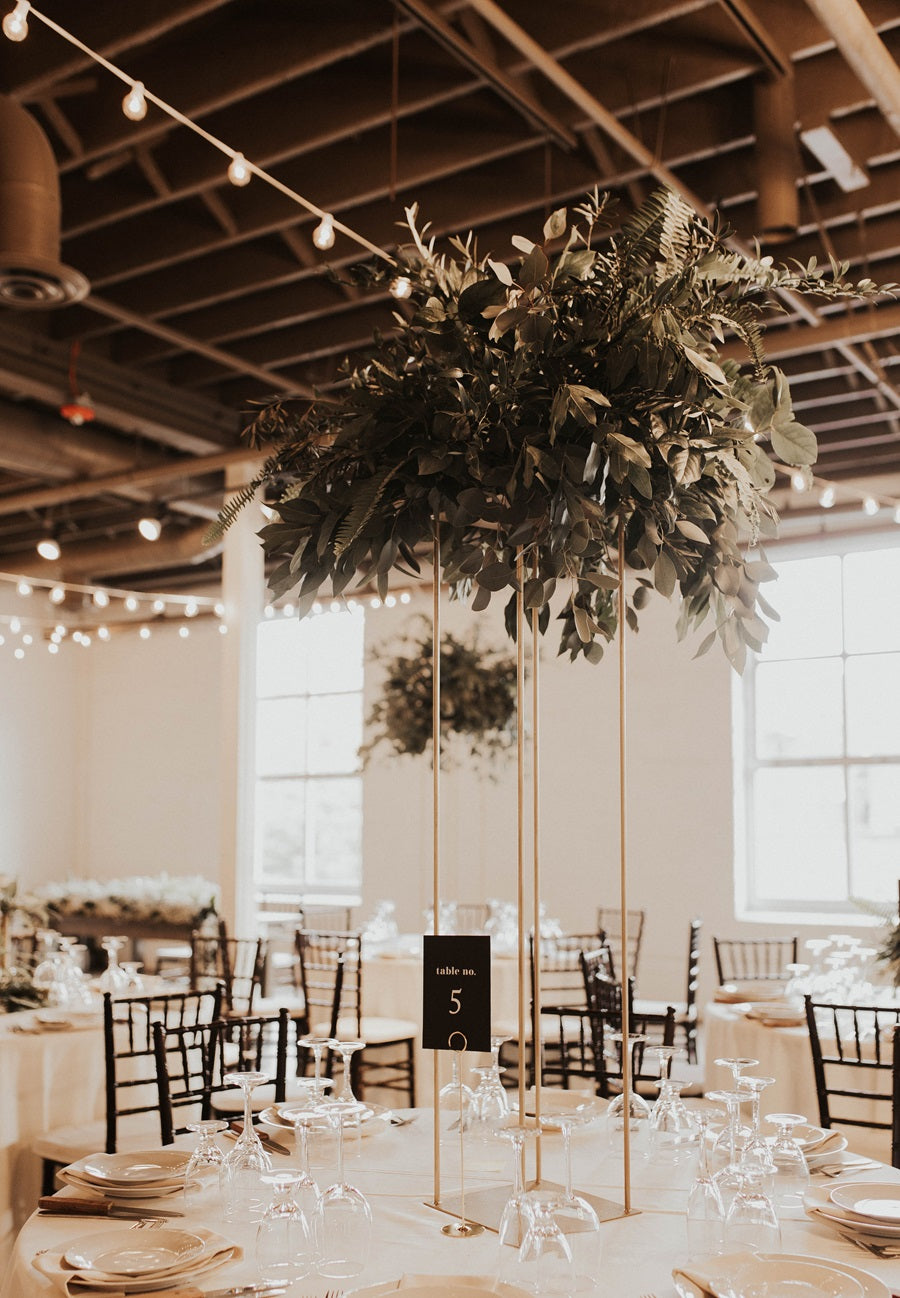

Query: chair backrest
[[579, 957, 675, 1097], [297, 904, 355, 932], [103, 986, 222, 1153], [713, 935, 797, 984], [295, 928, 359, 1038], [805, 996, 900, 1144], [190, 919, 268, 1014], [684, 918, 703, 1017], [893, 1025, 900, 1169], [153, 1006, 289, 1144], [595, 908, 646, 982]]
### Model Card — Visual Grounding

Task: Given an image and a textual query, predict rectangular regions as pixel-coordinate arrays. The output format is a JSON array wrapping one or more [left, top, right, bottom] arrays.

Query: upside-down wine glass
[[471, 1065, 510, 1140], [439, 1051, 475, 1140], [649, 1077, 698, 1169], [300, 1034, 338, 1090], [283, 1107, 325, 1219], [765, 1113, 810, 1211], [313, 1099, 373, 1278], [605, 1031, 652, 1158], [496, 1120, 533, 1287], [735, 1075, 775, 1182], [255, 1170, 316, 1285], [540, 1112, 601, 1292], [333, 1039, 366, 1102], [707, 1089, 747, 1214], [686, 1111, 725, 1261], [183, 1119, 228, 1211], [98, 935, 130, 994], [723, 1166, 781, 1254], [221, 1070, 273, 1222], [514, 1189, 577, 1297]]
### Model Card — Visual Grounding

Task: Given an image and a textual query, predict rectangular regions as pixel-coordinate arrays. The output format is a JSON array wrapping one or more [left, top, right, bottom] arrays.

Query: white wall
[[0, 580, 881, 1007]]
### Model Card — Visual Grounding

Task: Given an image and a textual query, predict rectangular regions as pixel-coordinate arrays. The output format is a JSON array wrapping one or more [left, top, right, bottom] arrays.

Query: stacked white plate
[[36, 1224, 237, 1294], [804, 1179, 900, 1248], [260, 1099, 392, 1139], [716, 980, 787, 1004], [60, 1149, 189, 1199], [769, 1124, 849, 1169], [673, 1251, 889, 1298]]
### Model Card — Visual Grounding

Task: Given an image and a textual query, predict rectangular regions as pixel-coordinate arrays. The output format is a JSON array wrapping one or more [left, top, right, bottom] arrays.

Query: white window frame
[[253, 609, 365, 904], [734, 529, 900, 924]]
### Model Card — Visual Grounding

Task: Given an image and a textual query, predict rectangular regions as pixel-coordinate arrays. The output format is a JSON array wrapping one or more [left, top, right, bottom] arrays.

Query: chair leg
[[405, 1038, 415, 1107], [351, 1049, 365, 1101], [41, 1159, 59, 1196]]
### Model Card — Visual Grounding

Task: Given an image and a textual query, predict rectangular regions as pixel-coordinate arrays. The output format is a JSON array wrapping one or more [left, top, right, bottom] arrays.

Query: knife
[[125, 1285, 286, 1298], [226, 1121, 292, 1157], [38, 1196, 183, 1219]]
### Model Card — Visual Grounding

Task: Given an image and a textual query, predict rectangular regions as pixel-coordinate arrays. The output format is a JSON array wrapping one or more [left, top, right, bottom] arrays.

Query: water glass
[[723, 1168, 781, 1254], [514, 1189, 576, 1297], [765, 1113, 810, 1211], [183, 1119, 227, 1211], [256, 1170, 316, 1284], [314, 1100, 372, 1278], [686, 1112, 725, 1261], [221, 1071, 273, 1222]]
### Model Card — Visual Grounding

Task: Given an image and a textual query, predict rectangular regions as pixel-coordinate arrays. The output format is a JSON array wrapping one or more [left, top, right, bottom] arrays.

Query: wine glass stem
[[242, 1081, 254, 1134], [749, 1093, 760, 1138], [336, 1116, 345, 1184], [298, 1123, 310, 1178], [562, 1126, 573, 1199]]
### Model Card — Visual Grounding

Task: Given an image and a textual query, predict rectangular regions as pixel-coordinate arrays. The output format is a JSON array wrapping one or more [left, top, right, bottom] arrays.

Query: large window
[[254, 607, 365, 898], [738, 538, 899, 917]]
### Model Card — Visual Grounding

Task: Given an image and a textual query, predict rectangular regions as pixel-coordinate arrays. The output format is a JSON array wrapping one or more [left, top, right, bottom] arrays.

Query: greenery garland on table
[[211, 187, 892, 671], [361, 626, 517, 766]]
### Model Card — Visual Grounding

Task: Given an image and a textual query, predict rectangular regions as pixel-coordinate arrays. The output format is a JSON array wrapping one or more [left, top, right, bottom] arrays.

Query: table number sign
[[422, 934, 491, 1054]]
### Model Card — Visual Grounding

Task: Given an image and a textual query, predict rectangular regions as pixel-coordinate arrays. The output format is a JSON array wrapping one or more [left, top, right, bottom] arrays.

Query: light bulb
[[49, 584, 66, 604], [264, 605, 274, 619], [2, 1, 29, 42], [179, 625, 190, 638], [72, 631, 83, 644], [330, 599, 341, 613], [282, 603, 294, 617], [384, 594, 397, 607], [81, 634, 91, 647], [370, 596, 382, 608], [791, 470, 808, 492], [152, 598, 166, 614], [14, 647, 23, 660], [138, 515, 162, 541], [54, 624, 66, 637], [48, 642, 58, 655], [16, 579, 31, 595], [819, 485, 836, 509], [894, 506, 900, 525], [863, 496, 880, 516], [312, 602, 323, 615], [347, 598, 358, 610], [0, 634, 5, 645], [185, 598, 198, 617], [97, 625, 110, 641], [122, 81, 147, 121], [227, 153, 251, 186], [218, 622, 227, 635], [312, 213, 335, 250], [390, 274, 412, 300], [139, 626, 151, 640], [37, 537, 60, 560], [214, 602, 224, 617], [22, 633, 32, 645], [50, 631, 61, 644], [93, 589, 110, 608], [400, 591, 411, 604], [125, 595, 139, 612], [9, 616, 20, 633]]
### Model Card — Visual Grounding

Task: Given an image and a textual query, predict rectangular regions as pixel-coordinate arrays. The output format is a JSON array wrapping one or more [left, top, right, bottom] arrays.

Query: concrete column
[[218, 461, 264, 935]]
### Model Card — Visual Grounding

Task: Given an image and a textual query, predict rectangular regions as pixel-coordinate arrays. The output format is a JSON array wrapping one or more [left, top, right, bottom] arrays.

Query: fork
[[130, 1218, 165, 1230], [840, 1231, 900, 1258]]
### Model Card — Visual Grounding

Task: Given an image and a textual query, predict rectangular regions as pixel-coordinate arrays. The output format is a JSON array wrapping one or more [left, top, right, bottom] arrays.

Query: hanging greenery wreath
[[211, 188, 892, 671], [360, 624, 517, 766]]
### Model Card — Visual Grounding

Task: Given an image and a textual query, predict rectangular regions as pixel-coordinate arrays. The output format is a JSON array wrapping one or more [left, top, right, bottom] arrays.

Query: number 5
[[449, 988, 462, 1014]]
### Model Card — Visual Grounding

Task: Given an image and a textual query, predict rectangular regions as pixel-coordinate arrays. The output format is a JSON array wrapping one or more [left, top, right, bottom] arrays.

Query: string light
[[863, 496, 880, 516], [121, 80, 147, 121], [218, 623, 227, 634], [2, 0, 28, 41], [49, 584, 66, 604], [390, 275, 413, 299], [137, 515, 162, 541], [14, 647, 23, 660], [819, 485, 836, 509], [93, 589, 109, 608], [184, 598, 198, 617], [48, 642, 58, 655], [227, 153, 251, 187], [16, 579, 31, 596], [10, 616, 20, 633], [312, 214, 335, 250], [124, 595, 139, 612], [178, 625, 190, 638], [400, 591, 411, 604], [36, 535, 60, 560], [139, 626, 151, 640], [152, 598, 166, 614], [384, 594, 397, 607], [22, 633, 32, 645], [97, 625, 110, 641]]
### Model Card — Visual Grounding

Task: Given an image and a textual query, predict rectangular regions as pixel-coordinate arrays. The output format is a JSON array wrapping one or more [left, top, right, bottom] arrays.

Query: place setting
[[58, 1151, 191, 1202]]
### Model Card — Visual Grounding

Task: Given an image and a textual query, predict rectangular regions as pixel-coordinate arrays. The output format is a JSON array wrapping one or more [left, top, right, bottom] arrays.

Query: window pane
[[255, 780, 306, 884], [305, 608, 364, 693], [751, 767, 847, 902], [257, 698, 307, 775], [846, 653, 900, 757], [307, 694, 362, 774], [761, 555, 843, 660], [755, 658, 843, 758], [848, 764, 900, 903], [305, 778, 362, 887], [844, 549, 900, 654], [257, 620, 309, 697]]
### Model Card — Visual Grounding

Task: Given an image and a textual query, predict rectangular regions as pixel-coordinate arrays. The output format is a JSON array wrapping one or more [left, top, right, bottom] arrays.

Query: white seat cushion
[[307, 1015, 417, 1044], [210, 1074, 315, 1115], [33, 1113, 164, 1168]]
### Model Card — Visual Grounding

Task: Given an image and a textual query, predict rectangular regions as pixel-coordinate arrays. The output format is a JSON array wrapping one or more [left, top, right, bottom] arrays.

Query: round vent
[[0, 257, 88, 307]]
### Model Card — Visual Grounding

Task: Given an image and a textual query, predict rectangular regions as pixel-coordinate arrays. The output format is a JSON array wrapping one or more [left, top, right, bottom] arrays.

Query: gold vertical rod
[[433, 531, 442, 1206], [531, 562, 542, 1184], [515, 551, 527, 1140], [617, 518, 632, 1214]]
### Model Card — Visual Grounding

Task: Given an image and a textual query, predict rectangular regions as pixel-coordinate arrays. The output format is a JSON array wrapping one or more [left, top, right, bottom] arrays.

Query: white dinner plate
[[676, 1253, 884, 1298], [831, 1182, 900, 1223], [64, 1228, 205, 1276], [804, 1183, 900, 1239], [60, 1169, 186, 1199], [805, 1134, 849, 1166], [766, 1123, 828, 1152], [263, 1101, 391, 1137], [718, 980, 786, 1002], [80, 1150, 190, 1184]]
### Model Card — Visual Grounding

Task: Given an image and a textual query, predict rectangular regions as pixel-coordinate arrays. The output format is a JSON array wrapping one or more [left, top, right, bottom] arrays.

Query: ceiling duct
[[0, 95, 88, 307]]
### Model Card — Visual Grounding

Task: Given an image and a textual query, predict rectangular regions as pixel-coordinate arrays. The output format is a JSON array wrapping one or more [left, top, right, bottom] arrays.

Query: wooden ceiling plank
[[804, 0, 900, 138]]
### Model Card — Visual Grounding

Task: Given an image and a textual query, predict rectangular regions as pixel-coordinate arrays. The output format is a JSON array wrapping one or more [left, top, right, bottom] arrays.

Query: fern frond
[[333, 464, 401, 558], [203, 478, 263, 545]]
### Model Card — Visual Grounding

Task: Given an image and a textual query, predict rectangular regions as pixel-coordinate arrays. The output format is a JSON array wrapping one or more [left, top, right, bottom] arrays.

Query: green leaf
[[770, 419, 817, 467], [675, 519, 709, 544], [543, 208, 567, 241], [477, 561, 514, 591], [488, 258, 513, 286], [573, 604, 592, 643], [683, 345, 727, 386], [653, 549, 677, 597]]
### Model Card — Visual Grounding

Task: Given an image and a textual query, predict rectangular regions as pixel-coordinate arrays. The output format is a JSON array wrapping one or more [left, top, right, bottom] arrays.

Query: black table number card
[[422, 934, 491, 1053]]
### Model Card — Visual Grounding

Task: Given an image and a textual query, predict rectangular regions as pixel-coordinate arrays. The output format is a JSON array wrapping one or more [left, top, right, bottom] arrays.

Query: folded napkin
[[672, 1252, 755, 1298], [31, 1225, 239, 1296]]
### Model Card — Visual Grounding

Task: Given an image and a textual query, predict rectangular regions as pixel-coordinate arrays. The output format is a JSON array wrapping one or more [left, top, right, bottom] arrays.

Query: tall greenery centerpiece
[[212, 188, 891, 669]]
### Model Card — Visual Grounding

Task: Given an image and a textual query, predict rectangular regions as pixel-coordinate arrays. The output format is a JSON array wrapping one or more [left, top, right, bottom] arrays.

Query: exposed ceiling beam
[[392, 0, 577, 149], [7, 522, 221, 581], [0, 445, 269, 518], [804, 0, 900, 138], [717, 0, 792, 78]]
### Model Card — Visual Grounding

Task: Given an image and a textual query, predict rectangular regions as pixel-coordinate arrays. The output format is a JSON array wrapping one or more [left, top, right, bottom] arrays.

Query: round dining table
[[4, 1107, 900, 1298]]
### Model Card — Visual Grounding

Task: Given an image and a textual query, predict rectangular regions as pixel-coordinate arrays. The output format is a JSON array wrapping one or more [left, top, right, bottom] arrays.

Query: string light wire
[[14, 4, 394, 265]]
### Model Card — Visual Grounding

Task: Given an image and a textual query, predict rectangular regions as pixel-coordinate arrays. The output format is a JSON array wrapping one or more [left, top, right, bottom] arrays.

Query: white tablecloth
[[4, 1110, 900, 1298], [0, 1010, 105, 1244], [703, 1001, 893, 1163]]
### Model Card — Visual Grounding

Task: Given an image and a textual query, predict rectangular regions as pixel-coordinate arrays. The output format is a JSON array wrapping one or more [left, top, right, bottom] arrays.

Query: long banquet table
[[4, 1109, 900, 1298]]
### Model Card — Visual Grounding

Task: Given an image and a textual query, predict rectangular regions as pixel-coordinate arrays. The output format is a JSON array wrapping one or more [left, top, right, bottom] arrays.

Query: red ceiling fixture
[[59, 340, 95, 426]]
